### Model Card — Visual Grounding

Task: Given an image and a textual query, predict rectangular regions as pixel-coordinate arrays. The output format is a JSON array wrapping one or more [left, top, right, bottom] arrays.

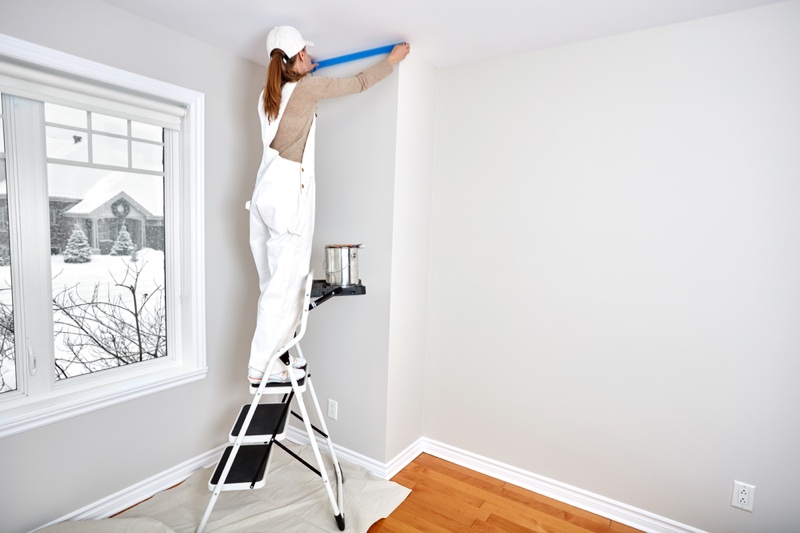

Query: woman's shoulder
[[294, 75, 334, 100], [297, 75, 328, 88]]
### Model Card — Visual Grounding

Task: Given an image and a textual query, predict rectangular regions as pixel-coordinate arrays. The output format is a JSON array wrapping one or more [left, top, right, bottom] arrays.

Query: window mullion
[[3, 94, 55, 397], [86, 110, 93, 164]]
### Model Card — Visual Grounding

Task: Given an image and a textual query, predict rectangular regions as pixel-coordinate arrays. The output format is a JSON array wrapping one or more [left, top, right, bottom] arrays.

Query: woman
[[248, 26, 410, 384]]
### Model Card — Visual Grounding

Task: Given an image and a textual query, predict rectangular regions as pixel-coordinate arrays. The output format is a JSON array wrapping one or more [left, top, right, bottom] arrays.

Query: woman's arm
[[306, 43, 410, 100]]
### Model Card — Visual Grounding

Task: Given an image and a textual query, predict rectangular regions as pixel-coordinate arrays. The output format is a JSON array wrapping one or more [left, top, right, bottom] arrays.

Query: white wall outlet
[[327, 399, 338, 420], [731, 481, 756, 512]]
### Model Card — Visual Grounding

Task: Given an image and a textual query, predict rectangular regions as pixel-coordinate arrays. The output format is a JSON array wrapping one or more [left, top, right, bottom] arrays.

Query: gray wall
[[0, 2, 264, 532], [425, 2, 800, 532]]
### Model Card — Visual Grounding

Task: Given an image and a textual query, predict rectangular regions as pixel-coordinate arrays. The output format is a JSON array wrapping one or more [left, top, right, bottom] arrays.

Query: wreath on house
[[111, 198, 130, 219]]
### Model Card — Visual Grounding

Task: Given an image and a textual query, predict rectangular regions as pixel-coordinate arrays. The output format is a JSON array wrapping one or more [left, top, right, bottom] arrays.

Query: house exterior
[[1, 170, 164, 256]]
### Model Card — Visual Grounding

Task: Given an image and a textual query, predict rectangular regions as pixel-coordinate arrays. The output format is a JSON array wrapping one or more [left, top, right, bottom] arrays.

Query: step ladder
[[197, 272, 357, 532]]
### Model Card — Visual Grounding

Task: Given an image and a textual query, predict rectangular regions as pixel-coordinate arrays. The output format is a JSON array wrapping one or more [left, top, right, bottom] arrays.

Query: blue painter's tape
[[314, 44, 400, 71]]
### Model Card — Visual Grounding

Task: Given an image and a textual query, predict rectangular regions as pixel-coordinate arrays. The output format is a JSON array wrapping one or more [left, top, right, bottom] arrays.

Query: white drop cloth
[[39, 444, 410, 533]]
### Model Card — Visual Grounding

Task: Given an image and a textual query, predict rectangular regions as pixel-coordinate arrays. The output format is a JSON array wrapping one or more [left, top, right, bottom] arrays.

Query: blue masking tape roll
[[314, 43, 401, 71]]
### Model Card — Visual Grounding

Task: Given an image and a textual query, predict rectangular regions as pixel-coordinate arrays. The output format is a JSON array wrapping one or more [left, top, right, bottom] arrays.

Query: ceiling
[[102, 0, 786, 68]]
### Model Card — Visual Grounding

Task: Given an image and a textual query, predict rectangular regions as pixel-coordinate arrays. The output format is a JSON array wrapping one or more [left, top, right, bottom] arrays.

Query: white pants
[[248, 154, 316, 375]]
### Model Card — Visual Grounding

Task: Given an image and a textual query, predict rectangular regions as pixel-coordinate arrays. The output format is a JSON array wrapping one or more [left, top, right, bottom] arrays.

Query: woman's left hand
[[388, 42, 410, 64]]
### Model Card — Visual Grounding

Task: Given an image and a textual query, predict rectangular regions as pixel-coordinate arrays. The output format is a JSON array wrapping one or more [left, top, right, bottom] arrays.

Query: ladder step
[[249, 371, 307, 395], [209, 444, 271, 491], [230, 403, 290, 443]]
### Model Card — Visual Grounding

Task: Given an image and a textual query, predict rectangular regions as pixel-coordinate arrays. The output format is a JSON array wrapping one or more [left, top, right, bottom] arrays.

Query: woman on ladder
[[248, 26, 410, 385]]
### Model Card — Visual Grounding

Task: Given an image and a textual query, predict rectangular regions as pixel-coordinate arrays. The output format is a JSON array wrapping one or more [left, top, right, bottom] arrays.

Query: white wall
[[425, 2, 800, 532], [0, 2, 264, 532], [386, 55, 437, 460]]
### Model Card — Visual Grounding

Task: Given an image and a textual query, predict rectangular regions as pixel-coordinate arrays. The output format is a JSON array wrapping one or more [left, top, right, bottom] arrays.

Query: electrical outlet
[[327, 399, 338, 420], [731, 481, 756, 512]]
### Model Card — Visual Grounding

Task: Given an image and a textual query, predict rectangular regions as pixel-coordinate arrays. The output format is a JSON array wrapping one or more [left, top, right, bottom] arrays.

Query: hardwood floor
[[368, 453, 642, 533]]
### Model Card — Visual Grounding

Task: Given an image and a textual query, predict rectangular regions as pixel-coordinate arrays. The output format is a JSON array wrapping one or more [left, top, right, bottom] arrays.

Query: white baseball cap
[[266, 26, 314, 59]]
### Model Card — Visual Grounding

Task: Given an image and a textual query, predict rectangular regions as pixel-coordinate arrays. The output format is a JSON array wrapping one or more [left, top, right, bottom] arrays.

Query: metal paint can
[[323, 244, 363, 287]]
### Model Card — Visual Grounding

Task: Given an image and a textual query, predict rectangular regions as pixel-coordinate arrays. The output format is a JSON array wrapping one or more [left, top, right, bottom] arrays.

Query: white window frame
[[0, 33, 206, 438]]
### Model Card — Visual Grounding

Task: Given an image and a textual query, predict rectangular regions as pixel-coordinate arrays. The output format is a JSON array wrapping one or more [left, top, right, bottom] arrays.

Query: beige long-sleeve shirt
[[269, 60, 394, 163]]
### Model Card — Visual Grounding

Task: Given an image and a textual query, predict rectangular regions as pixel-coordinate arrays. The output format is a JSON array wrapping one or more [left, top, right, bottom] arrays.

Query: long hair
[[264, 48, 305, 122]]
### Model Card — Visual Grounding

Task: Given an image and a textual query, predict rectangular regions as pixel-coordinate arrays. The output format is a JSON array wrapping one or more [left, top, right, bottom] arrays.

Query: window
[[43, 102, 168, 380], [0, 34, 206, 437]]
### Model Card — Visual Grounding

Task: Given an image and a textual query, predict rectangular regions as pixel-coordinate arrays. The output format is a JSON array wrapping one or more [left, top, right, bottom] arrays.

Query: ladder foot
[[335, 513, 345, 531]]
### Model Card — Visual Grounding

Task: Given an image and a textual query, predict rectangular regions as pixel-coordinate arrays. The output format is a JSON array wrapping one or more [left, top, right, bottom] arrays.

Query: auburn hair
[[264, 49, 305, 122]]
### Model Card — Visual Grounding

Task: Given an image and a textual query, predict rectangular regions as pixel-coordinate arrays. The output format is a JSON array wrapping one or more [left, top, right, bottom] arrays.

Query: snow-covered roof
[[64, 172, 163, 218], [47, 171, 106, 200], [2, 170, 164, 221]]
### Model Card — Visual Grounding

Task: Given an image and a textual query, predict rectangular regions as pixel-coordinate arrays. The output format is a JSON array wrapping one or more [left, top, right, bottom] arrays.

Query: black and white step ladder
[[197, 272, 365, 533]]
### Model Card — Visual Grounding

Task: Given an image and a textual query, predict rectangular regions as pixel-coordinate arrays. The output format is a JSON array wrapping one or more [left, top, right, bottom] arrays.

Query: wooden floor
[[368, 453, 642, 533]]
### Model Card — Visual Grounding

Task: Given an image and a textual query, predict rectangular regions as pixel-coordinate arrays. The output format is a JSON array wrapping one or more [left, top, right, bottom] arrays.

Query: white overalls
[[248, 82, 316, 377]]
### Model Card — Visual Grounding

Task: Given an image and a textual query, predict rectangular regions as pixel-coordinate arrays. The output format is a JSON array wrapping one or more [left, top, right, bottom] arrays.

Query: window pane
[[92, 133, 128, 167], [132, 141, 163, 172], [0, 159, 16, 394], [92, 113, 127, 136], [45, 103, 87, 129], [48, 164, 166, 380], [131, 121, 162, 142], [46, 126, 88, 162]]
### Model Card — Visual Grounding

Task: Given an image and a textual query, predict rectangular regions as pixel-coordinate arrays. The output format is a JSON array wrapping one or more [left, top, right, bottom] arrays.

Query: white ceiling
[[102, 0, 786, 68]]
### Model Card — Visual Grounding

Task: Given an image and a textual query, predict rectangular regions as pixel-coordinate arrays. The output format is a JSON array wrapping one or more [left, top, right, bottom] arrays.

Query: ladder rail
[[292, 372, 342, 518], [197, 273, 314, 533], [306, 375, 345, 512]]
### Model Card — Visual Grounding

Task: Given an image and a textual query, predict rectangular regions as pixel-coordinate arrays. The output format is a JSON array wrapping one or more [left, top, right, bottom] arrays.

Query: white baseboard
[[35, 444, 225, 531], [40, 432, 705, 533], [383, 437, 426, 479]]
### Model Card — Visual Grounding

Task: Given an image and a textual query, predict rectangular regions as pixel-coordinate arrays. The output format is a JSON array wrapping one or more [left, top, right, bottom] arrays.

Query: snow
[[0, 249, 166, 392], [48, 248, 164, 303]]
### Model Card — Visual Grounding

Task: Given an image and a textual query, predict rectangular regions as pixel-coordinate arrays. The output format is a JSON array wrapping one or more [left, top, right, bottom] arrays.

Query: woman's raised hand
[[387, 42, 410, 64]]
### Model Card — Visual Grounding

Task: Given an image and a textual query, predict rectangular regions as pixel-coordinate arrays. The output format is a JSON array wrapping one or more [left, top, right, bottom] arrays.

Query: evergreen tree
[[0, 244, 10, 267], [110, 224, 135, 256], [63, 223, 92, 263]]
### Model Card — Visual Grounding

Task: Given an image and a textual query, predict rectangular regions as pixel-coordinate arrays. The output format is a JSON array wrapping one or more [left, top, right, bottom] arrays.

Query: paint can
[[323, 244, 363, 287]]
